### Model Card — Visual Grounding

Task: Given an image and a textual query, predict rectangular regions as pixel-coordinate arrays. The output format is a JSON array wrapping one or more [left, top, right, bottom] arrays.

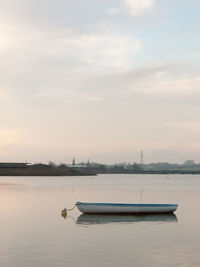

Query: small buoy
[[61, 208, 67, 218], [61, 204, 76, 218]]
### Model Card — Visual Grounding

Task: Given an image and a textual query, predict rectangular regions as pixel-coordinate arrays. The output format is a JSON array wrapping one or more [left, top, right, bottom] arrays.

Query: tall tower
[[72, 158, 75, 165], [140, 150, 144, 172], [140, 150, 144, 165], [87, 158, 90, 166]]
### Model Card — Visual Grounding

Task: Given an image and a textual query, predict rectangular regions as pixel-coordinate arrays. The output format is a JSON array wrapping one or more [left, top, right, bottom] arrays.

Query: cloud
[[107, 8, 119, 15], [47, 32, 141, 72], [33, 61, 200, 109], [0, 21, 141, 73], [124, 0, 155, 16], [0, 20, 142, 107], [0, 129, 23, 148], [0, 0, 200, 163], [164, 122, 200, 133]]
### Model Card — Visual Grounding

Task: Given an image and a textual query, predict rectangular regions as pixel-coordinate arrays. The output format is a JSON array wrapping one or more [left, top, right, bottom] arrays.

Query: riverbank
[[0, 167, 96, 176]]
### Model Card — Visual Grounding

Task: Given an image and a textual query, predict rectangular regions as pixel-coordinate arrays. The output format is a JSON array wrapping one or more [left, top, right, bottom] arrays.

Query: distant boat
[[76, 202, 178, 214], [77, 213, 177, 225]]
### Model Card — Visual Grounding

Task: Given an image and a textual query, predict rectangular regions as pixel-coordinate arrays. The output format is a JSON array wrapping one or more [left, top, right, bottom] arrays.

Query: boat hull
[[76, 202, 178, 214]]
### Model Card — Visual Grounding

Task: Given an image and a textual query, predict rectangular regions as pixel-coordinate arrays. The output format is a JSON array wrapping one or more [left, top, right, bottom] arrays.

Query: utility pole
[[87, 158, 90, 166], [140, 150, 144, 171], [140, 150, 143, 165]]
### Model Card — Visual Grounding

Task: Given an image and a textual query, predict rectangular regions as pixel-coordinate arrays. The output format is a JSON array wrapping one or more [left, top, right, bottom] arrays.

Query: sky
[[0, 0, 200, 164]]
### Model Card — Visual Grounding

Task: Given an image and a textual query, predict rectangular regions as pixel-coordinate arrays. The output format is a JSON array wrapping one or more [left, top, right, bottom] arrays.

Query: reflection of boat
[[76, 202, 178, 214], [77, 214, 178, 225]]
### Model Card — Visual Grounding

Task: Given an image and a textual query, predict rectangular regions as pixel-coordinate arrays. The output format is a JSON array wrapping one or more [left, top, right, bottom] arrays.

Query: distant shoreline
[[1, 161, 200, 176], [98, 171, 200, 175], [0, 168, 96, 176], [0, 170, 199, 176]]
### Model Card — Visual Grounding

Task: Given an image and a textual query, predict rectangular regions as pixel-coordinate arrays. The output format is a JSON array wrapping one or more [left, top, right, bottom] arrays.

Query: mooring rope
[[65, 205, 76, 211]]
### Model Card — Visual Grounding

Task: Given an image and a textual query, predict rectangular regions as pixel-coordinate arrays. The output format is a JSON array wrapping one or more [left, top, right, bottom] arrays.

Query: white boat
[[76, 202, 178, 214]]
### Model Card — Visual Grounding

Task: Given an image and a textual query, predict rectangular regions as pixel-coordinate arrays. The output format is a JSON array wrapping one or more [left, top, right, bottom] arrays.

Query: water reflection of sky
[[0, 174, 200, 267]]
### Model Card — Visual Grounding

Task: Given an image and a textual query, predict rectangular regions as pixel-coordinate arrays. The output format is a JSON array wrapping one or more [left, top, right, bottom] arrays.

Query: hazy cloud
[[107, 8, 119, 15], [0, 0, 200, 163], [0, 129, 24, 148], [48, 32, 141, 71], [124, 0, 155, 16]]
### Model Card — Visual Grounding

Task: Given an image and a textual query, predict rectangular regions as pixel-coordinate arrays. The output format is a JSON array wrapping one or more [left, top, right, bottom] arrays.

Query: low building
[[0, 163, 28, 168]]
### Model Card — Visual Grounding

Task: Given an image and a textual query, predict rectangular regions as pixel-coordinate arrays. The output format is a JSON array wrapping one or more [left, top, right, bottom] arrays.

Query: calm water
[[0, 174, 200, 267]]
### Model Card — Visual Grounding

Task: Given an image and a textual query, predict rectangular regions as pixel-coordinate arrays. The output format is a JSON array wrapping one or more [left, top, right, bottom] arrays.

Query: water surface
[[0, 174, 200, 267]]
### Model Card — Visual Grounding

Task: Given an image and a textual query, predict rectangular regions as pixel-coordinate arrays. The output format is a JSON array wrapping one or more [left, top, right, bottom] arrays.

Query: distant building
[[0, 163, 28, 168], [184, 160, 195, 166], [30, 163, 50, 169]]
